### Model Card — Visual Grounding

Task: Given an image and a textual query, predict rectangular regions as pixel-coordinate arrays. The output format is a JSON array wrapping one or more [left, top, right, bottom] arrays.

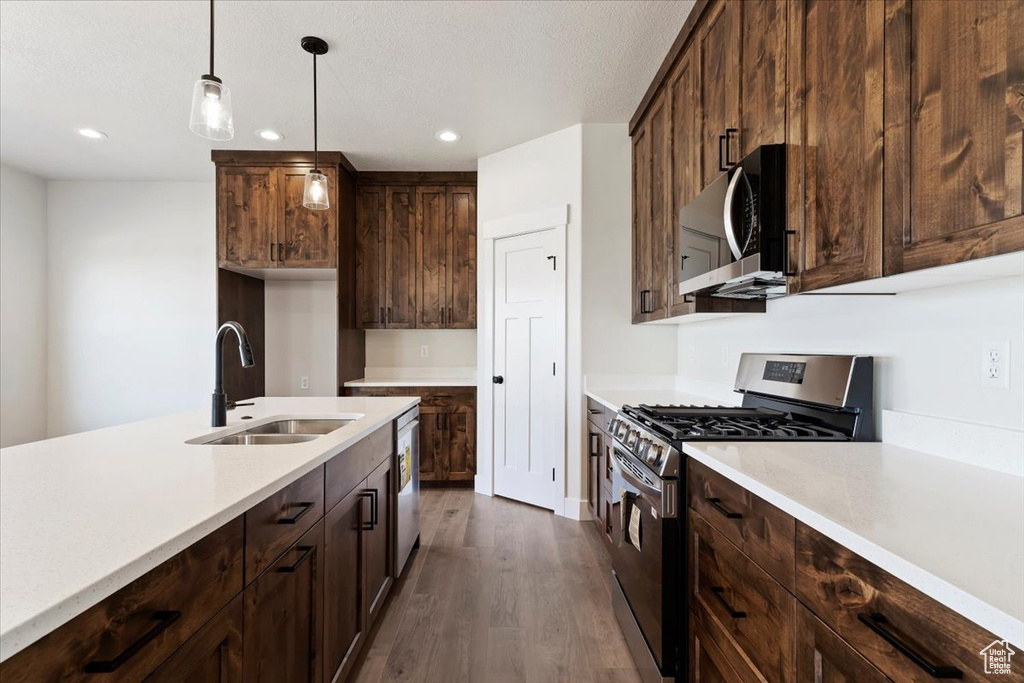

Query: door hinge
[[547, 255, 556, 270], [552, 468, 555, 482], [552, 362, 556, 376]]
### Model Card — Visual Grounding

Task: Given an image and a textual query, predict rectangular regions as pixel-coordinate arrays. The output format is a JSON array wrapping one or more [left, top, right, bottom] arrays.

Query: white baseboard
[[561, 497, 588, 520]]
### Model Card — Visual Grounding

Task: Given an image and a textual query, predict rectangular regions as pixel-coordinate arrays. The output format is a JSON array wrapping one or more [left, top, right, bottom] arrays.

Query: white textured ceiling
[[0, 0, 694, 180]]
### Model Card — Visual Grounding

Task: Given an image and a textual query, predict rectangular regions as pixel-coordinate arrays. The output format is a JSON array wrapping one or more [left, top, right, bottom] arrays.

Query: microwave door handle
[[723, 168, 746, 262]]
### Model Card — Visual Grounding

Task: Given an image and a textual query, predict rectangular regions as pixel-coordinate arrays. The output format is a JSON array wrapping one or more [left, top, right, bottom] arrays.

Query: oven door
[[609, 444, 667, 671]]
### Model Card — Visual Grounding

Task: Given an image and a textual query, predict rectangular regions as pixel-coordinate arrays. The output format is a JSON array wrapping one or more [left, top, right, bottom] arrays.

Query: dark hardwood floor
[[351, 489, 642, 683]]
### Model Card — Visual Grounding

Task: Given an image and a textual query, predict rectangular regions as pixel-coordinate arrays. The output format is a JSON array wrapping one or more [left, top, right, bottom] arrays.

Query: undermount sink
[[197, 417, 358, 446], [206, 433, 321, 446]]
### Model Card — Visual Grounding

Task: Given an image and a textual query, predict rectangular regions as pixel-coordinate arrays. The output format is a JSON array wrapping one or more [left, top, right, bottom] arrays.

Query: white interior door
[[492, 228, 565, 511]]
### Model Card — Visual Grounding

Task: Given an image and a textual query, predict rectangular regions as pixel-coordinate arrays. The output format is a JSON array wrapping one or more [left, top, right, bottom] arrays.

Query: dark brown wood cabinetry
[[1, 420, 401, 683], [346, 386, 476, 484], [356, 174, 476, 330], [243, 519, 324, 683], [632, 0, 1023, 307], [686, 457, 1024, 683], [585, 398, 614, 547], [216, 163, 338, 271]]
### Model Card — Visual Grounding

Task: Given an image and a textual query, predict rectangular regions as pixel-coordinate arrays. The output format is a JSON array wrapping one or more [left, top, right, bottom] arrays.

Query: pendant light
[[189, 0, 234, 140], [301, 36, 330, 211]]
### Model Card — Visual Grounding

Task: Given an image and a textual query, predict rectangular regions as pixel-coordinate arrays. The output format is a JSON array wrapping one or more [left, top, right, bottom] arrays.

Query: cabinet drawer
[[796, 522, 1023, 682], [245, 466, 324, 582], [325, 422, 393, 509], [586, 397, 613, 431], [690, 509, 795, 683], [346, 385, 474, 408], [795, 603, 888, 683], [1, 518, 244, 683], [688, 457, 796, 589], [690, 604, 762, 683]]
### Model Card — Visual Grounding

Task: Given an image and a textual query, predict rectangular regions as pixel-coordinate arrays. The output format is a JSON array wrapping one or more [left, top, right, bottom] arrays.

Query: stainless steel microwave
[[677, 144, 789, 300]]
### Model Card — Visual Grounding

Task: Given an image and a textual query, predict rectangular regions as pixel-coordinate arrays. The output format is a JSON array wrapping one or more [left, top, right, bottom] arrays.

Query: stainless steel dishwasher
[[395, 407, 420, 576]]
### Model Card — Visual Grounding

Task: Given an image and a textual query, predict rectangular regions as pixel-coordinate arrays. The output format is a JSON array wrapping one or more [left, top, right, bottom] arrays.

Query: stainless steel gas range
[[606, 353, 874, 683]]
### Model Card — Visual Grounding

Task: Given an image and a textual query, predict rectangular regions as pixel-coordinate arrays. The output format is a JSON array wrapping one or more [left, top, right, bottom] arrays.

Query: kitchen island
[[0, 395, 418, 680]]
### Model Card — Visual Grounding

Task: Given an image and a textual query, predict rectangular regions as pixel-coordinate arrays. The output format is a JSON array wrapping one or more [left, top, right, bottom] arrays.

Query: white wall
[[46, 181, 216, 436], [365, 329, 476, 369], [676, 276, 1024, 431], [0, 165, 49, 446], [582, 124, 677, 375], [265, 279, 337, 396]]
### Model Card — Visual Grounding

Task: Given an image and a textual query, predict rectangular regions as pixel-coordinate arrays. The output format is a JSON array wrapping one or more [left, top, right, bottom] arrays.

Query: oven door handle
[[723, 167, 747, 262], [611, 447, 665, 515]]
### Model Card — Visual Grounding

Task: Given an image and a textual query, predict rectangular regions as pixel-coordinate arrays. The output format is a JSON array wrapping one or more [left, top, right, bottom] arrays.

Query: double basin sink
[[200, 418, 358, 446]]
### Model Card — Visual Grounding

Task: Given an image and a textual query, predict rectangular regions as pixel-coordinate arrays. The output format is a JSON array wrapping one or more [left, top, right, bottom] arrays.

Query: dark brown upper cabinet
[[632, 89, 672, 323], [697, 0, 741, 191], [883, 0, 1024, 277], [214, 154, 340, 271], [355, 174, 477, 330]]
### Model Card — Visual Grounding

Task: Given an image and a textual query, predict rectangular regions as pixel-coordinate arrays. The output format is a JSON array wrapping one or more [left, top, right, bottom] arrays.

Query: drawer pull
[[83, 610, 182, 673], [277, 545, 315, 573], [276, 501, 315, 525], [706, 497, 743, 519], [857, 613, 963, 679], [710, 586, 746, 619], [587, 408, 601, 415]]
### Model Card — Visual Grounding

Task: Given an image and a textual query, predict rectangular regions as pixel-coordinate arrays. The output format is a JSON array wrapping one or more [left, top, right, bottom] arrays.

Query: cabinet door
[[787, 0, 884, 293], [668, 46, 702, 317], [364, 458, 394, 626], [739, 0, 787, 155], [446, 402, 476, 482], [632, 120, 654, 323], [699, 0, 741, 189], [356, 186, 386, 329], [384, 187, 417, 328], [446, 185, 477, 329], [323, 484, 366, 683], [649, 89, 673, 320], [415, 186, 447, 329], [277, 167, 337, 268], [418, 405, 445, 483], [146, 596, 243, 683], [243, 519, 323, 683], [587, 425, 602, 519], [884, 0, 1024, 276], [217, 166, 277, 268], [795, 604, 890, 683], [690, 608, 754, 683]]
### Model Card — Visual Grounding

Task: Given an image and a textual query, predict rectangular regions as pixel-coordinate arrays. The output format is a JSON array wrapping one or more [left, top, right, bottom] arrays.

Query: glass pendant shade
[[189, 77, 234, 141], [302, 170, 330, 210]]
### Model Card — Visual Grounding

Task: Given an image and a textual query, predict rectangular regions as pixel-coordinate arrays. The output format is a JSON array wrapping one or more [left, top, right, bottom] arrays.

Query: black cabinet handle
[[493, 376, 504, 384], [589, 433, 600, 457], [435, 413, 441, 429], [277, 545, 314, 573], [705, 497, 743, 519], [718, 133, 728, 172], [710, 586, 746, 619], [83, 610, 182, 673], [857, 613, 963, 679], [683, 293, 695, 304], [278, 242, 283, 262], [724, 128, 739, 167], [639, 289, 654, 314], [379, 307, 384, 324], [444, 412, 450, 430], [269, 242, 276, 262], [367, 488, 379, 526], [386, 307, 392, 323], [276, 501, 315, 525], [783, 229, 798, 277], [681, 254, 689, 271], [360, 491, 375, 530], [440, 307, 445, 325], [448, 307, 453, 327]]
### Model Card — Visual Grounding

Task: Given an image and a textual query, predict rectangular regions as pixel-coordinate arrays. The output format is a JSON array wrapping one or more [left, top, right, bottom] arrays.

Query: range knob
[[649, 443, 663, 463], [639, 438, 653, 458], [626, 429, 639, 448]]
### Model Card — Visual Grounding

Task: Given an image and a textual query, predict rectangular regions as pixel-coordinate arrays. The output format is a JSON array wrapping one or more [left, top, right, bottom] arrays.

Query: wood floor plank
[[348, 491, 641, 683]]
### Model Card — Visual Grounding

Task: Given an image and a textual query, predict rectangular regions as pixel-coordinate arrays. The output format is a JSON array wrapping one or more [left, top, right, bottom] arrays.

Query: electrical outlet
[[420, 345, 429, 358], [300, 376, 310, 390], [981, 340, 1010, 389]]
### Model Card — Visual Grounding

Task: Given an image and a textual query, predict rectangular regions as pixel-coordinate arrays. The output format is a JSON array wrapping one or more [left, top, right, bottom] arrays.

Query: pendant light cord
[[312, 53, 319, 172], [209, 0, 215, 76]]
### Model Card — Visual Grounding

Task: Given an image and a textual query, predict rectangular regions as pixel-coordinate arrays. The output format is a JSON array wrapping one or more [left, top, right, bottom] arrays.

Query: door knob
[[493, 376, 504, 384]]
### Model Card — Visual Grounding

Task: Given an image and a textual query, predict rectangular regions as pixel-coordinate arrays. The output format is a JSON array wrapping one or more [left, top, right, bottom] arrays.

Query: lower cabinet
[[147, 596, 244, 683], [243, 519, 324, 683], [364, 457, 394, 625], [323, 485, 367, 683], [794, 604, 888, 683]]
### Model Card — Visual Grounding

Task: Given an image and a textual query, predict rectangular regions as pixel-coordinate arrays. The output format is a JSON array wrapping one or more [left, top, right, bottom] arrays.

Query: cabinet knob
[[493, 376, 504, 384]]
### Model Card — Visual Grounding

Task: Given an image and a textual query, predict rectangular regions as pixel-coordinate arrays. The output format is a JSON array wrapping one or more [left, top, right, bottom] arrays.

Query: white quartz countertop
[[686, 441, 1024, 646], [0, 396, 418, 662], [345, 377, 476, 387]]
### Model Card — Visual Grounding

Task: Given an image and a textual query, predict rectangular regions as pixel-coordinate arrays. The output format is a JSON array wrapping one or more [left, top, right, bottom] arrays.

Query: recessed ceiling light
[[435, 130, 461, 143], [77, 128, 107, 139], [257, 129, 284, 141]]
